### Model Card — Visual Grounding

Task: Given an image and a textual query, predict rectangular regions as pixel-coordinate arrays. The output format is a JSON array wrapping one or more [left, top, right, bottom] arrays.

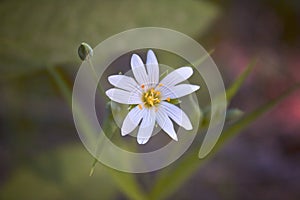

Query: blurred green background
[[1, 0, 300, 199]]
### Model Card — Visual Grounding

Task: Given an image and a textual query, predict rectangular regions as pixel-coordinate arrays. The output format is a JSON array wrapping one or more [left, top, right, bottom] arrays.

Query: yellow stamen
[[158, 83, 163, 87], [141, 84, 145, 89], [138, 104, 143, 110], [142, 88, 161, 108], [166, 97, 170, 102]]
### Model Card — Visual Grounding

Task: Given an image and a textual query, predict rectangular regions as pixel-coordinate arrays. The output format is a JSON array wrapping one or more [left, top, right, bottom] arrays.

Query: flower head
[[106, 50, 200, 144]]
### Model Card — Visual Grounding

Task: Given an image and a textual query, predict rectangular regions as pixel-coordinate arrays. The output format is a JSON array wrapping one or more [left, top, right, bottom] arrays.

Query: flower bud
[[78, 42, 93, 61]]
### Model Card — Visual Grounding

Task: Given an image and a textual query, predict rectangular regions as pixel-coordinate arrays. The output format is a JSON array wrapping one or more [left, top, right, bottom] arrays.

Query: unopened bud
[[78, 42, 93, 61]]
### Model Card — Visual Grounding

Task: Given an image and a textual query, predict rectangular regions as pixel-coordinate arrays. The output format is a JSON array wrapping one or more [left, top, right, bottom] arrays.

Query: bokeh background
[[1, 0, 300, 199]]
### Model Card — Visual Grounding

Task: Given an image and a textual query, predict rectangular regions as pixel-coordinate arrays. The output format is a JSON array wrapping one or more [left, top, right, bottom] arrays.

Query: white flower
[[106, 50, 200, 144]]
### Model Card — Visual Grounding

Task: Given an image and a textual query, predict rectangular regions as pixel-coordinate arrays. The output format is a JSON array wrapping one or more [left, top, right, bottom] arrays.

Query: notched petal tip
[[107, 75, 117, 84], [167, 129, 178, 141], [181, 66, 193, 74], [172, 134, 178, 141], [137, 138, 149, 145], [178, 66, 193, 80], [131, 54, 138, 59], [148, 49, 154, 54], [146, 49, 156, 62], [192, 85, 201, 92], [184, 122, 193, 130], [131, 54, 144, 67], [105, 89, 113, 98], [160, 66, 194, 87], [182, 113, 193, 130], [121, 129, 129, 136]]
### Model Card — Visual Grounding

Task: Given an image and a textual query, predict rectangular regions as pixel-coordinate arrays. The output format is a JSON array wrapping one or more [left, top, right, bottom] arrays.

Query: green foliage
[[225, 108, 244, 123], [107, 169, 149, 200], [0, 0, 219, 80], [147, 69, 300, 200], [47, 66, 149, 200], [226, 59, 257, 103], [0, 145, 118, 200], [218, 83, 300, 145]]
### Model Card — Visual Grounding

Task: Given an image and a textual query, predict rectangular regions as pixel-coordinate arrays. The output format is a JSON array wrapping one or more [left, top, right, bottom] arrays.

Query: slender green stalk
[[48, 66, 148, 200]]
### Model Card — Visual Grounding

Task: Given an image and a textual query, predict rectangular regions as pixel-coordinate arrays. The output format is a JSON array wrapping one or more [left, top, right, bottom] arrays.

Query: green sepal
[[167, 98, 181, 105]]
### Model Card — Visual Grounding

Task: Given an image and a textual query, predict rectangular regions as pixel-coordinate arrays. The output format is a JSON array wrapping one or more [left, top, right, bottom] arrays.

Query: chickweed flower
[[106, 50, 200, 144]]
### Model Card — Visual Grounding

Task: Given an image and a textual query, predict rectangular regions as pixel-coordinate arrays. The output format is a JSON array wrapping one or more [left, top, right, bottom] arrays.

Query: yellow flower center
[[142, 88, 161, 108]]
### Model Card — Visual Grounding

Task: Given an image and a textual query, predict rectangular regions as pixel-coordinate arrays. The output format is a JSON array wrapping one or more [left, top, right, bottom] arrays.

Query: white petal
[[121, 106, 145, 136], [161, 84, 200, 99], [108, 75, 140, 92], [131, 54, 149, 86], [161, 101, 192, 130], [137, 109, 156, 144], [105, 88, 141, 104], [146, 50, 159, 85], [160, 67, 193, 87], [156, 108, 178, 141]]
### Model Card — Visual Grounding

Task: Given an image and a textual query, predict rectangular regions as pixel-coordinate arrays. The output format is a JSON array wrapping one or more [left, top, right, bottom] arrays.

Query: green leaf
[[225, 108, 244, 123], [191, 49, 215, 67], [0, 0, 219, 79], [47, 66, 72, 105], [168, 98, 181, 105], [128, 104, 138, 112], [200, 107, 244, 128], [149, 84, 300, 200], [217, 83, 300, 146], [226, 59, 257, 103], [47, 66, 148, 200], [149, 149, 200, 200], [107, 168, 149, 200], [0, 145, 119, 200]]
